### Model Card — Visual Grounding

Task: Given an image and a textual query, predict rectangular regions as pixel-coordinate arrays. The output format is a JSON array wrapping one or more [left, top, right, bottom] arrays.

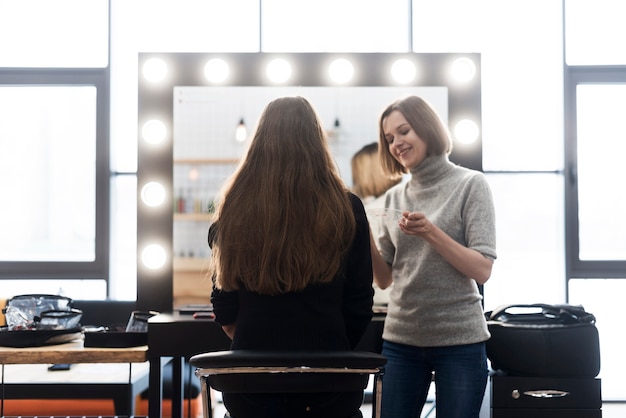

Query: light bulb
[[235, 118, 247, 142], [141, 182, 166, 207], [454, 119, 480, 144], [328, 59, 354, 84], [142, 58, 167, 83], [328, 118, 342, 141], [450, 57, 476, 83], [141, 244, 167, 270], [391, 58, 417, 84], [204, 58, 229, 83]]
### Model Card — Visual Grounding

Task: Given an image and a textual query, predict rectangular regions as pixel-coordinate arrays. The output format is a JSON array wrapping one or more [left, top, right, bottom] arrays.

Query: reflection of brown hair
[[378, 95, 452, 176], [213, 96, 356, 295], [351, 143, 401, 199]]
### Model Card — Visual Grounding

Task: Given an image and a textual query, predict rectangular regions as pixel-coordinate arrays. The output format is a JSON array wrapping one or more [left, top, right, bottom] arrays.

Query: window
[[0, 0, 108, 68], [0, 0, 110, 299], [575, 84, 626, 262], [0, 86, 97, 263], [564, 0, 626, 278]]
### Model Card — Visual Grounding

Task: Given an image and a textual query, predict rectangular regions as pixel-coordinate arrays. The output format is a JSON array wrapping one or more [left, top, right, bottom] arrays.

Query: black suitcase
[[485, 304, 601, 378], [491, 375, 602, 417]]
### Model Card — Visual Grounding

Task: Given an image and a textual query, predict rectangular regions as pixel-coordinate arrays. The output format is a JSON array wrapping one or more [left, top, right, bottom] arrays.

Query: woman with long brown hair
[[208, 96, 374, 418]]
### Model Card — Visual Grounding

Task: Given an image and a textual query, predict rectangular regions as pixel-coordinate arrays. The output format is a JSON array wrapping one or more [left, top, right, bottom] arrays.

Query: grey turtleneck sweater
[[377, 154, 497, 347]]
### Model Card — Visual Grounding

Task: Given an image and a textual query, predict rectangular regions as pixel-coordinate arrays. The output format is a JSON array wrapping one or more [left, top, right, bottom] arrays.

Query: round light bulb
[[142, 58, 168, 83], [450, 57, 476, 83], [141, 244, 167, 270], [204, 58, 229, 83], [454, 119, 480, 144], [391, 59, 417, 84], [266, 58, 292, 83], [328, 58, 354, 84], [141, 119, 167, 145], [141, 182, 166, 207]]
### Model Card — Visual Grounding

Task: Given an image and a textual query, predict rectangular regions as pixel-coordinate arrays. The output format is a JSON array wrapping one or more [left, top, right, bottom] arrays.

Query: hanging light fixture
[[235, 118, 247, 142], [328, 118, 342, 141]]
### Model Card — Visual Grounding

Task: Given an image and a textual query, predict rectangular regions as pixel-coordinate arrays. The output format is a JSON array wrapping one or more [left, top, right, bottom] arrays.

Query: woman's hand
[[369, 227, 393, 289], [398, 211, 493, 284], [398, 211, 432, 236], [222, 323, 236, 340]]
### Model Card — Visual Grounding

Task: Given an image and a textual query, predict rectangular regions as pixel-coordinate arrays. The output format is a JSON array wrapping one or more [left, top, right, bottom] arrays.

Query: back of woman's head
[[213, 96, 356, 295], [378, 95, 452, 176]]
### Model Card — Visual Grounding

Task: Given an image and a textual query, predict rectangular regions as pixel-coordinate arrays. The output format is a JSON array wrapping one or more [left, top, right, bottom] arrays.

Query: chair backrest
[[190, 350, 387, 418]]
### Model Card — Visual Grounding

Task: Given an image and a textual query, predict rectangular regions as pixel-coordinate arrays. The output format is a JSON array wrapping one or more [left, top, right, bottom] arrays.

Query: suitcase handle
[[512, 389, 571, 399], [486, 303, 595, 324]]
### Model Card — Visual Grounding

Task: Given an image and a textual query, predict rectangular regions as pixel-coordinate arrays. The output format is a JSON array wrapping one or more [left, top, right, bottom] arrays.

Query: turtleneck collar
[[408, 154, 453, 187]]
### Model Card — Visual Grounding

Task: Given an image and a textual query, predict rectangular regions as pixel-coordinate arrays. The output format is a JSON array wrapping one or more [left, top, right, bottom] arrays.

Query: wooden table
[[0, 339, 149, 417]]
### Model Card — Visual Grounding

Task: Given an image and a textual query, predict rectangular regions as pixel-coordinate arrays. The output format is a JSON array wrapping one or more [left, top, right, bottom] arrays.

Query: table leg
[[113, 391, 133, 416], [172, 356, 185, 418], [1, 364, 5, 418], [149, 356, 166, 418], [111, 363, 134, 417]]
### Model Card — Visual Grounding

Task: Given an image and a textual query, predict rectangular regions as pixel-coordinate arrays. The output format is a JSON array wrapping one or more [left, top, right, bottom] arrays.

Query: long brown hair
[[212, 96, 356, 295], [378, 95, 452, 176]]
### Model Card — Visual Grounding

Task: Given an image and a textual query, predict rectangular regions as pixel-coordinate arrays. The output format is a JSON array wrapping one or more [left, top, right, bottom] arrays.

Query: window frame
[[564, 64, 626, 281], [0, 68, 111, 286]]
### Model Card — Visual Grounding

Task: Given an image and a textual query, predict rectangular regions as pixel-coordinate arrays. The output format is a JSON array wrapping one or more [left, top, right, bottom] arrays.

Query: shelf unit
[[172, 158, 238, 307]]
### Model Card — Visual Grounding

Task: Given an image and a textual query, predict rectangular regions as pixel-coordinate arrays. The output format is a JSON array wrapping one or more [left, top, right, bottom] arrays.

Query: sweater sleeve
[[211, 285, 238, 326], [342, 193, 375, 348], [463, 173, 497, 261]]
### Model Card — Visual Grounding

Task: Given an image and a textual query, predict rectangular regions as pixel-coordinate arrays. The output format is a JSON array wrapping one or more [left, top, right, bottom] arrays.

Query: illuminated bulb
[[141, 244, 167, 270], [454, 119, 480, 144], [266, 58, 292, 83], [328, 58, 354, 84], [204, 58, 229, 83], [141, 119, 167, 145], [450, 57, 476, 83], [142, 58, 168, 83], [141, 182, 166, 207], [235, 118, 247, 142], [391, 59, 417, 84], [188, 167, 199, 181]]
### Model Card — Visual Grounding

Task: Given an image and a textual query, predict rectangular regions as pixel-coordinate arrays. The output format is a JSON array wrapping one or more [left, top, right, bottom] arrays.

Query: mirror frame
[[137, 52, 481, 312]]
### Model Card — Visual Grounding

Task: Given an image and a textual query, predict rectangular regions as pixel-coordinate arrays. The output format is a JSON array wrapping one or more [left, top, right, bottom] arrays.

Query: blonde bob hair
[[351, 142, 401, 199]]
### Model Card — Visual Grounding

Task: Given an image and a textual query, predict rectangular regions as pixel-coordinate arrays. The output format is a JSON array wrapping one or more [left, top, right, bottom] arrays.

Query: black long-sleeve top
[[209, 193, 374, 351]]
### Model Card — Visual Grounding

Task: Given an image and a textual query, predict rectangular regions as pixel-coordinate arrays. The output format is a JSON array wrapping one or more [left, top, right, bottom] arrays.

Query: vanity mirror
[[137, 52, 481, 312]]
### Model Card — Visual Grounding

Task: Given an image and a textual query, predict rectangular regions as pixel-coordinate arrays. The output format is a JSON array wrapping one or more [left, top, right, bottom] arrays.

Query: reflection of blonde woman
[[351, 142, 401, 305]]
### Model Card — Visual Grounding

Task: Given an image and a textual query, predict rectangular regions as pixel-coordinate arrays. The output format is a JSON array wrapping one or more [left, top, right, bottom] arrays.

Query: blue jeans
[[380, 340, 488, 418]]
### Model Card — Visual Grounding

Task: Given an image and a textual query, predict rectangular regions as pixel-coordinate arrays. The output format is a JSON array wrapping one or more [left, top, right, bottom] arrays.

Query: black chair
[[189, 350, 387, 418]]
